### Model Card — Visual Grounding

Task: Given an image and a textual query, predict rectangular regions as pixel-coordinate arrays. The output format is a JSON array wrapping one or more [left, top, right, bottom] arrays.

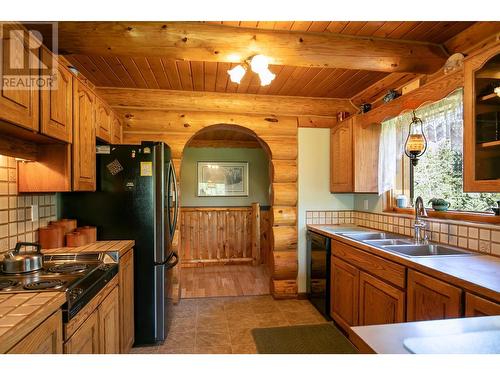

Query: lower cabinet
[[8, 310, 63, 354], [64, 283, 120, 354], [465, 293, 500, 317], [64, 309, 100, 354], [407, 270, 462, 321], [98, 286, 120, 354], [358, 271, 405, 326], [331, 256, 359, 330]]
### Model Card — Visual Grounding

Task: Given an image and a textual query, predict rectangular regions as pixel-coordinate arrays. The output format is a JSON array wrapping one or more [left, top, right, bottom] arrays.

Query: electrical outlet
[[363, 199, 369, 210], [29, 204, 39, 222]]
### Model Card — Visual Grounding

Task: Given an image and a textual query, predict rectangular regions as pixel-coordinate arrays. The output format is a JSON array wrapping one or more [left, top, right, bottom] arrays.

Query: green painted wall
[[180, 147, 270, 207]]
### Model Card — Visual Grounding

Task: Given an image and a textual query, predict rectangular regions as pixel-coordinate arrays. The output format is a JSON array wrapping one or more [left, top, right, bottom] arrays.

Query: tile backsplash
[[0, 155, 57, 255], [306, 209, 500, 257]]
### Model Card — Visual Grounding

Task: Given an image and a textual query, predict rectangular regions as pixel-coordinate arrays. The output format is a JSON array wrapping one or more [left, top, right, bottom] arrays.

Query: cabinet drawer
[[331, 239, 406, 288]]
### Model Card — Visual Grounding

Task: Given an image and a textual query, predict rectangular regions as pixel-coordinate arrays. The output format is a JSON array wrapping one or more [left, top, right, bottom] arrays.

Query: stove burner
[[0, 279, 19, 290], [48, 263, 90, 274], [24, 280, 65, 290]]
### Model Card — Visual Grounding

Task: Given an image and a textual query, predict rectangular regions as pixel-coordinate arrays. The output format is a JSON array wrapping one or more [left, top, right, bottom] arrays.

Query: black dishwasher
[[306, 230, 331, 319]]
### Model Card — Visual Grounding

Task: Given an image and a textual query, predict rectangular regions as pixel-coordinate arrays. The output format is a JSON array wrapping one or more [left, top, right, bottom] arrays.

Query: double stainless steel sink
[[337, 231, 477, 258]]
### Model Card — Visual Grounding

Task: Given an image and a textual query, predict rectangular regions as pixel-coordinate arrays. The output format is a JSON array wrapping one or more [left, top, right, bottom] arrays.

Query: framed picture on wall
[[197, 161, 249, 197]]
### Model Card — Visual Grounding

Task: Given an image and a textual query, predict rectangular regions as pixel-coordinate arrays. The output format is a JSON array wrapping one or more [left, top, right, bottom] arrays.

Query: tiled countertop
[[307, 224, 500, 303], [0, 292, 66, 353], [42, 240, 135, 258]]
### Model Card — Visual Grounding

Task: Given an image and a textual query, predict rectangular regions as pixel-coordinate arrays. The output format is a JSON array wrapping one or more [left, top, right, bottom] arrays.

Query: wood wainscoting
[[180, 206, 270, 266]]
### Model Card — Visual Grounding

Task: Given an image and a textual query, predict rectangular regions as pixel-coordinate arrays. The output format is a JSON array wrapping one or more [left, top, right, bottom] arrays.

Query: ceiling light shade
[[227, 65, 246, 84], [258, 68, 276, 86], [250, 55, 269, 74], [404, 111, 427, 166]]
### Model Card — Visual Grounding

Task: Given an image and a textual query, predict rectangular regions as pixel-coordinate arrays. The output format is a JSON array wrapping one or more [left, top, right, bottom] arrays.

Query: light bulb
[[227, 65, 246, 84], [258, 68, 276, 86], [250, 55, 269, 74]]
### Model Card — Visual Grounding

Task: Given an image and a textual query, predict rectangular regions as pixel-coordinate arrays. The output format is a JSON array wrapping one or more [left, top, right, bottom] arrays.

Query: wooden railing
[[179, 205, 270, 266]]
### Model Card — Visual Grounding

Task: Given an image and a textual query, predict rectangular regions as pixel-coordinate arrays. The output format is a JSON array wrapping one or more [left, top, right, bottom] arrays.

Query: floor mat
[[251, 323, 358, 354]]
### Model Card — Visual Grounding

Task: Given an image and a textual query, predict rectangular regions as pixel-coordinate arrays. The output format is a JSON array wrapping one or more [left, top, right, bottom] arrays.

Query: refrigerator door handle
[[154, 251, 179, 268]]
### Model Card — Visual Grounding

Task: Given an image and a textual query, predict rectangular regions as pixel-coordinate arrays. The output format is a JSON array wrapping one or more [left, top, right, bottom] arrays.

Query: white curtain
[[377, 120, 397, 194]]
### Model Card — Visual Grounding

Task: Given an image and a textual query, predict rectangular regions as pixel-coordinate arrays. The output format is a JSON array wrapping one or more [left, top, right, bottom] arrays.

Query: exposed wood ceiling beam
[[97, 87, 356, 117], [444, 21, 500, 55], [55, 22, 448, 74]]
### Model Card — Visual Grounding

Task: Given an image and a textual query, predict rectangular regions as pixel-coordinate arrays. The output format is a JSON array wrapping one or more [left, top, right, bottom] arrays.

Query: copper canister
[[38, 225, 65, 249], [76, 226, 97, 244], [50, 219, 77, 235], [65, 231, 87, 247]]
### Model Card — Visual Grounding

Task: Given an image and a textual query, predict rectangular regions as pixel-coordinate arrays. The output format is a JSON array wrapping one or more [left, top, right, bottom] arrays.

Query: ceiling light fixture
[[226, 54, 276, 86]]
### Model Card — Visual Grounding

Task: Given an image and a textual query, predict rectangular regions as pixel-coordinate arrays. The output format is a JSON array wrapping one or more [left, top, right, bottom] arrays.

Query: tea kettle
[[1, 242, 43, 274]]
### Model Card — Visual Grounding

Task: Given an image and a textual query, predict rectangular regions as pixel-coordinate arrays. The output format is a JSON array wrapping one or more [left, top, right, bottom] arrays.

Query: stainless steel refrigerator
[[59, 141, 179, 345]]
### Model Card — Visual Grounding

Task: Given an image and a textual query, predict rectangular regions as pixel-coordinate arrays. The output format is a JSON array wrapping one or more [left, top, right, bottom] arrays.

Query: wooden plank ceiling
[[64, 21, 475, 99]]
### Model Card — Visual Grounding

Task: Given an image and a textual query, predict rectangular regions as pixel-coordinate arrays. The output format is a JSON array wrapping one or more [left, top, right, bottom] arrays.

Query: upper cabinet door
[[0, 25, 39, 131], [73, 77, 96, 191], [40, 48, 72, 142], [463, 43, 500, 192], [95, 97, 112, 143], [110, 113, 123, 144], [330, 118, 353, 192]]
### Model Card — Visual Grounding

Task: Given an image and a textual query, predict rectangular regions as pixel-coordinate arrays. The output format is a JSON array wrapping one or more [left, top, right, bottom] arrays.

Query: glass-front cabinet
[[464, 43, 500, 192]]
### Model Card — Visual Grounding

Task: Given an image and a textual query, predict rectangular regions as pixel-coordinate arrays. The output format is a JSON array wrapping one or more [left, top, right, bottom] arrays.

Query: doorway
[[178, 126, 272, 298]]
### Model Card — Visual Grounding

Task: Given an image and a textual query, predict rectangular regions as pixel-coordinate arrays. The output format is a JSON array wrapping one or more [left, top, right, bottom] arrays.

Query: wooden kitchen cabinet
[[330, 256, 359, 330], [330, 115, 380, 193], [98, 286, 120, 354], [358, 271, 405, 326], [95, 96, 112, 143], [330, 118, 353, 192], [465, 293, 500, 317], [119, 248, 135, 353], [111, 113, 123, 144], [72, 77, 96, 191], [64, 309, 100, 354], [8, 310, 63, 354], [463, 43, 500, 192], [0, 24, 39, 132], [407, 270, 462, 322], [40, 48, 73, 142]]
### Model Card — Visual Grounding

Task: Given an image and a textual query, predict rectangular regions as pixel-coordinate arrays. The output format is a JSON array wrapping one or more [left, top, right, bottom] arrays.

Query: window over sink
[[387, 89, 500, 213]]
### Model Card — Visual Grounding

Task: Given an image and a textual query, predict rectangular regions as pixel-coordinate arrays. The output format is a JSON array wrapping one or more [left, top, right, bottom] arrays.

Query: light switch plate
[[363, 199, 369, 210], [29, 204, 39, 222]]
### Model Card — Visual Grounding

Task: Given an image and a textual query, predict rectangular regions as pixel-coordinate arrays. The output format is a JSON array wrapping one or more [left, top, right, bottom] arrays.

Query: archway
[[177, 125, 272, 297], [124, 113, 299, 299]]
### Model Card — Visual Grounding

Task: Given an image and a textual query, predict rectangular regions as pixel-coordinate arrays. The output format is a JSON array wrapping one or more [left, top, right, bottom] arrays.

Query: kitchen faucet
[[414, 196, 428, 244]]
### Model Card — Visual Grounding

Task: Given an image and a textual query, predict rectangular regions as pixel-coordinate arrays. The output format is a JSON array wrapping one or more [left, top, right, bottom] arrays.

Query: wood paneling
[[180, 207, 253, 264], [331, 256, 359, 331], [53, 21, 476, 100], [98, 87, 355, 117], [55, 22, 448, 74], [110, 113, 122, 144], [7, 310, 63, 354], [407, 270, 462, 322], [358, 271, 405, 326], [465, 293, 500, 317], [119, 248, 134, 353]]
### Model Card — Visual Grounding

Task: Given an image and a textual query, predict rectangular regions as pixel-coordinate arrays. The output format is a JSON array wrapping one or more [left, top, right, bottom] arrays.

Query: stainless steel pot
[[1, 242, 43, 274]]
